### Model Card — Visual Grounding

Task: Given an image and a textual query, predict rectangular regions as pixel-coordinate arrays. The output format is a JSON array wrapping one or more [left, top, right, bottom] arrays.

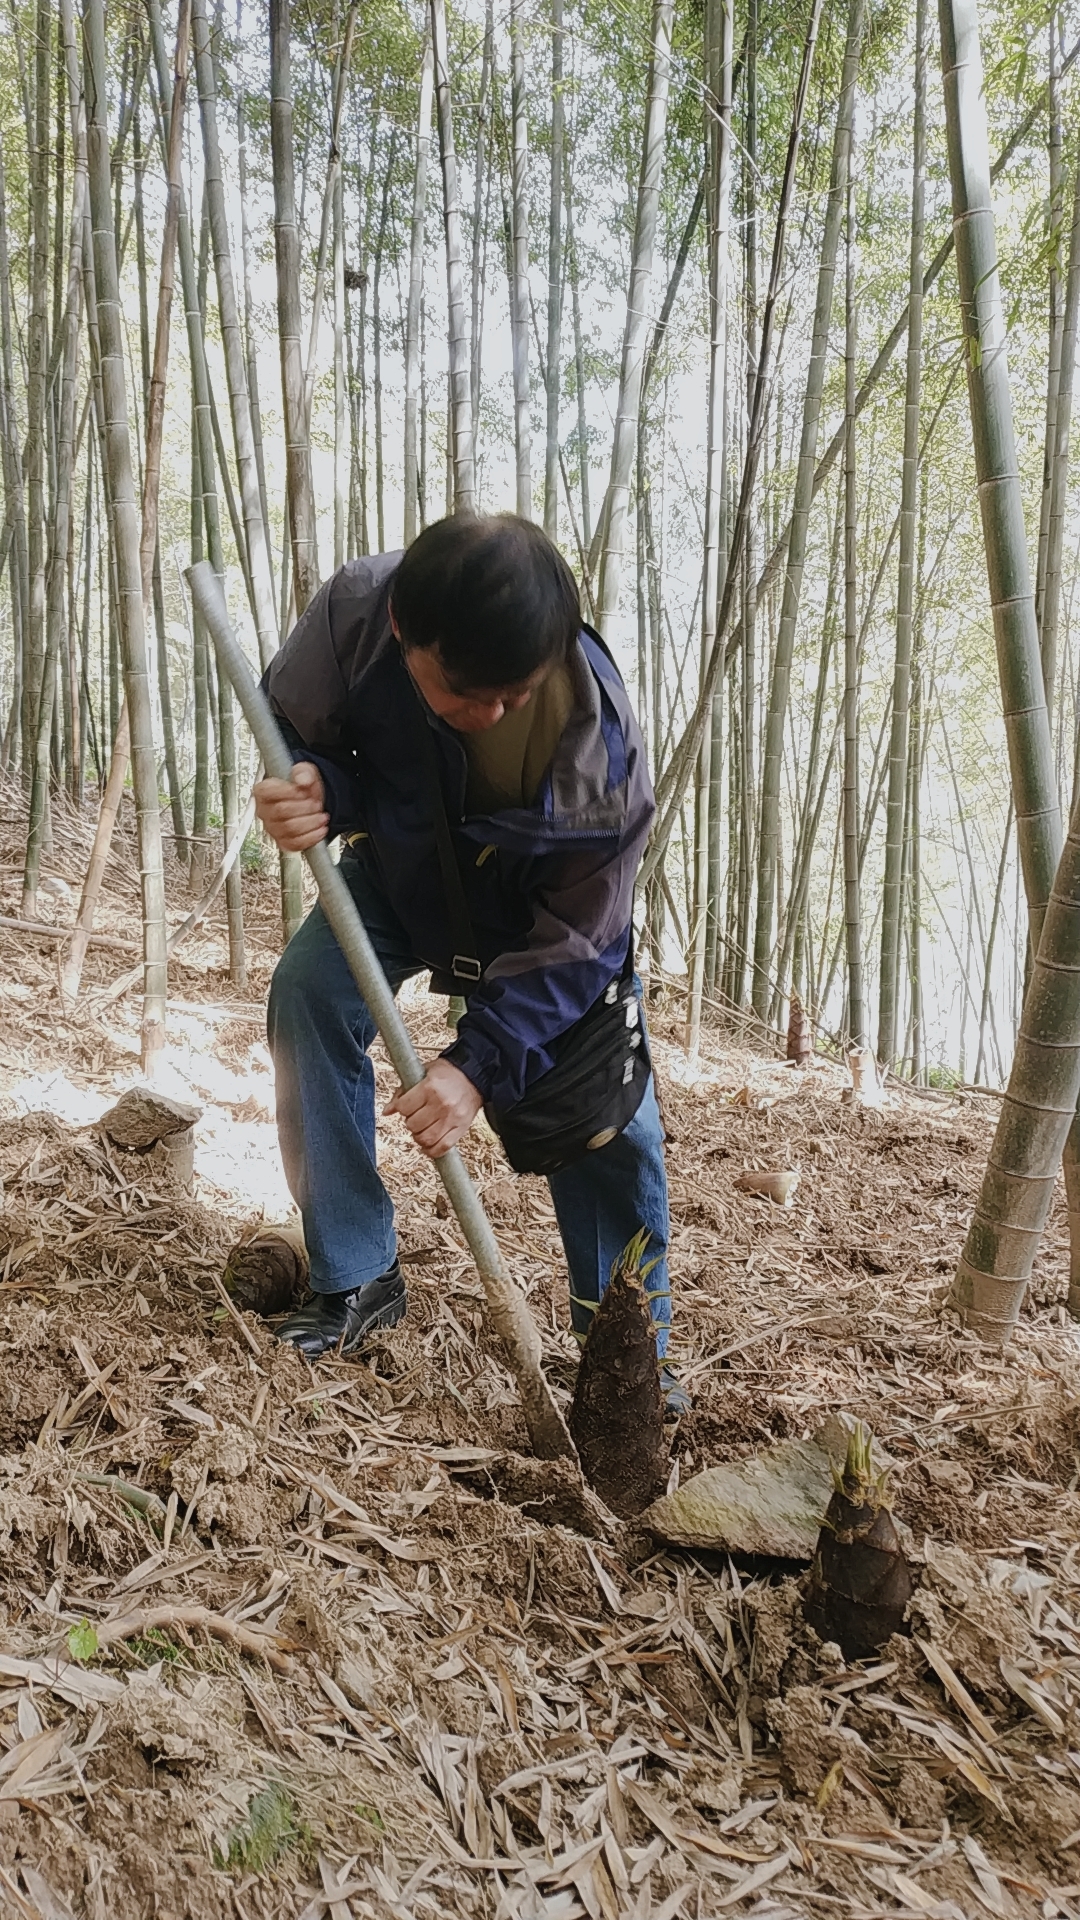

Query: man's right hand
[[254, 761, 329, 852]]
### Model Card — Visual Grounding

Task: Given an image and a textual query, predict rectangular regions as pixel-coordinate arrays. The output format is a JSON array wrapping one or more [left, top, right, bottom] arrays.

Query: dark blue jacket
[[266, 553, 655, 1111]]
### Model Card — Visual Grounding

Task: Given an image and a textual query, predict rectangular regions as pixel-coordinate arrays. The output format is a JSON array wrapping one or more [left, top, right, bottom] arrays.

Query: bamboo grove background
[[0, 0, 1076, 1088]]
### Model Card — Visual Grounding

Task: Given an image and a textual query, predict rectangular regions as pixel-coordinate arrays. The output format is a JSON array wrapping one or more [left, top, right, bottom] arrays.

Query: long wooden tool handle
[[186, 562, 575, 1462]]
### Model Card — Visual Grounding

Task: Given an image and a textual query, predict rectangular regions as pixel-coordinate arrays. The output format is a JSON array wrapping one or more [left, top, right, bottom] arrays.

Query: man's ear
[[388, 603, 402, 644]]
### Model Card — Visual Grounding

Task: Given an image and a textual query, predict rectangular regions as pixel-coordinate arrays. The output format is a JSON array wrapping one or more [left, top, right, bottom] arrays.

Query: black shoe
[[275, 1263, 406, 1360], [660, 1364, 692, 1417]]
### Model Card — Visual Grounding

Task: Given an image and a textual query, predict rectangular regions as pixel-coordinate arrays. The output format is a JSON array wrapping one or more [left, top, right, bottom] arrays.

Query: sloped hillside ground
[[2, 797, 1080, 1918]]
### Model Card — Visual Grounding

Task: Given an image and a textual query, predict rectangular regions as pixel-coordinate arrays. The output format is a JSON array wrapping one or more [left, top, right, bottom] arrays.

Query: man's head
[[389, 513, 581, 732]]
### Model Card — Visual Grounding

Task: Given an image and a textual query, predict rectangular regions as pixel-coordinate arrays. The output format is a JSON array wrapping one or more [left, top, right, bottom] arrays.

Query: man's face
[[391, 614, 549, 733]]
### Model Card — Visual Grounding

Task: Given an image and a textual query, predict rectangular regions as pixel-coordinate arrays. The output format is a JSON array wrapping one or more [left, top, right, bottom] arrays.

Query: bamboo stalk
[[878, 0, 926, 1069], [83, 0, 168, 1075], [430, 0, 476, 512]]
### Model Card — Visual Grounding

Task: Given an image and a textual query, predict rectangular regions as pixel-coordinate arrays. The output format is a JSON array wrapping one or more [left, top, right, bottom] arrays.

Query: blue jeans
[[267, 856, 672, 1359]]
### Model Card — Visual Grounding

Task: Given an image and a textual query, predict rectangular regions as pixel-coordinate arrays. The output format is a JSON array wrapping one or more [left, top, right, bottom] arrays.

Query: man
[[255, 513, 687, 1412]]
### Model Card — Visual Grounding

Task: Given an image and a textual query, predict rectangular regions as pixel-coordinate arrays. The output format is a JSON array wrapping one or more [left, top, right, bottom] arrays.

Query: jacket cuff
[[441, 1028, 502, 1105], [287, 746, 360, 842]]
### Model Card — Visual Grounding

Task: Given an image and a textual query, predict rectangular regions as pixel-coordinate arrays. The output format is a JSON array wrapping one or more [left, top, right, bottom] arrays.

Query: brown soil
[[1, 799, 1080, 1916]]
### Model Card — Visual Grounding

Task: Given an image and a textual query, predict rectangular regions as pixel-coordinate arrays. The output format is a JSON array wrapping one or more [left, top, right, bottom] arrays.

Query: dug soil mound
[[1, 870, 1080, 1916]]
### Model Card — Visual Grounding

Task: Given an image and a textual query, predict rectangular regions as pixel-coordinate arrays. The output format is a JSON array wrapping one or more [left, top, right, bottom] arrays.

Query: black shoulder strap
[[409, 687, 482, 986]]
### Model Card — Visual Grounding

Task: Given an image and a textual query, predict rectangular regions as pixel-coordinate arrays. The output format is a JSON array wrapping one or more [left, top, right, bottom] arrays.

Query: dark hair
[[390, 513, 581, 689]]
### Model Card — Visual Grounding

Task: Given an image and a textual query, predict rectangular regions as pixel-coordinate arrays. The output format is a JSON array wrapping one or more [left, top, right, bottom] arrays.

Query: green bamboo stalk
[[270, 0, 320, 615], [430, 0, 476, 511], [941, 0, 1068, 1335], [939, 0, 1060, 947], [21, 0, 50, 787], [842, 176, 864, 1049], [955, 780, 1080, 1336], [83, 0, 168, 1075], [686, 0, 731, 1062], [596, 0, 673, 630], [510, 0, 532, 517], [878, 0, 926, 1069], [752, 0, 866, 1022]]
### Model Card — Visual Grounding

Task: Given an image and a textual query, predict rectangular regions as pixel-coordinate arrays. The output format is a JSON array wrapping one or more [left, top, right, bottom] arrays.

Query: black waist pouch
[[485, 959, 651, 1175]]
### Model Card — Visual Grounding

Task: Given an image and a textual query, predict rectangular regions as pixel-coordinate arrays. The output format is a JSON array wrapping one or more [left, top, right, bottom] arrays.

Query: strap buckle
[[452, 954, 482, 983]]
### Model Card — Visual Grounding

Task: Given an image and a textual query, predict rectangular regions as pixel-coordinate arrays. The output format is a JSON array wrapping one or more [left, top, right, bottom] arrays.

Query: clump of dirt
[[223, 1225, 308, 1316]]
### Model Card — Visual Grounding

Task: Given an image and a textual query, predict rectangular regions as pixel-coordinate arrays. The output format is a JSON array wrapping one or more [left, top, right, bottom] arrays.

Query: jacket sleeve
[[269, 712, 366, 843], [441, 797, 653, 1111], [263, 570, 367, 838]]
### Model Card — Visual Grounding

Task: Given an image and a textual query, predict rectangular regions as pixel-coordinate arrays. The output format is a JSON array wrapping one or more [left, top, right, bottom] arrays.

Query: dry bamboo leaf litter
[[1, 876, 1080, 1912]]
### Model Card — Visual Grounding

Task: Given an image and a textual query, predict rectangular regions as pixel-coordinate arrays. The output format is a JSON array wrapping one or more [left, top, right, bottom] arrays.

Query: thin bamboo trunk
[[192, 0, 298, 943], [566, 173, 591, 552], [22, 0, 50, 787], [141, 0, 190, 862], [22, 54, 84, 919], [974, 801, 1012, 1085], [509, 0, 532, 518], [270, 0, 319, 615], [236, 31, 272, 589], [641, 0, 825, 887], [430, 0, 476, 512], [0, 128, 28, 778], [470, 0, 493, 451], [877, 0, 926, 1067], [596, 0, 673, 631], [842, 179, 864, 1048], [84, 0, 167, 1074], [543, 0, 564, 538], [333, 138, 346, 567], [191, 0, 276, 667], [686, 0, 731, 1062], [150, 0, 244, 974], [404, 33, 433, 546], [372, 135, 397, 552], [752, 0, 865, 1022], [302, 9, 357, 432], [1042, 150, 1080, 704], [1035, 21, 1063, 673], [752, 42, 1080, 620]]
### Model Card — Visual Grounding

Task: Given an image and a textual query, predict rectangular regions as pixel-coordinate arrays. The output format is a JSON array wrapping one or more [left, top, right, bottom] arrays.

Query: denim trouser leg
[[269, 868, 674, 1350], [267, 857, 422, 1293], [547, 1069, 672, 1362]]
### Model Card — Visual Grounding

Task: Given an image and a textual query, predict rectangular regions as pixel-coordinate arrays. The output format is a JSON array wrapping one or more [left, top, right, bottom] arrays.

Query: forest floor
[[2, 791, 1080, 1920]]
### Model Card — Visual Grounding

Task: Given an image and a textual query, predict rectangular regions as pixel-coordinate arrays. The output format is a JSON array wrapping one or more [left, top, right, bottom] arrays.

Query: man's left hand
[[385, 1059, 484, 1158]]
